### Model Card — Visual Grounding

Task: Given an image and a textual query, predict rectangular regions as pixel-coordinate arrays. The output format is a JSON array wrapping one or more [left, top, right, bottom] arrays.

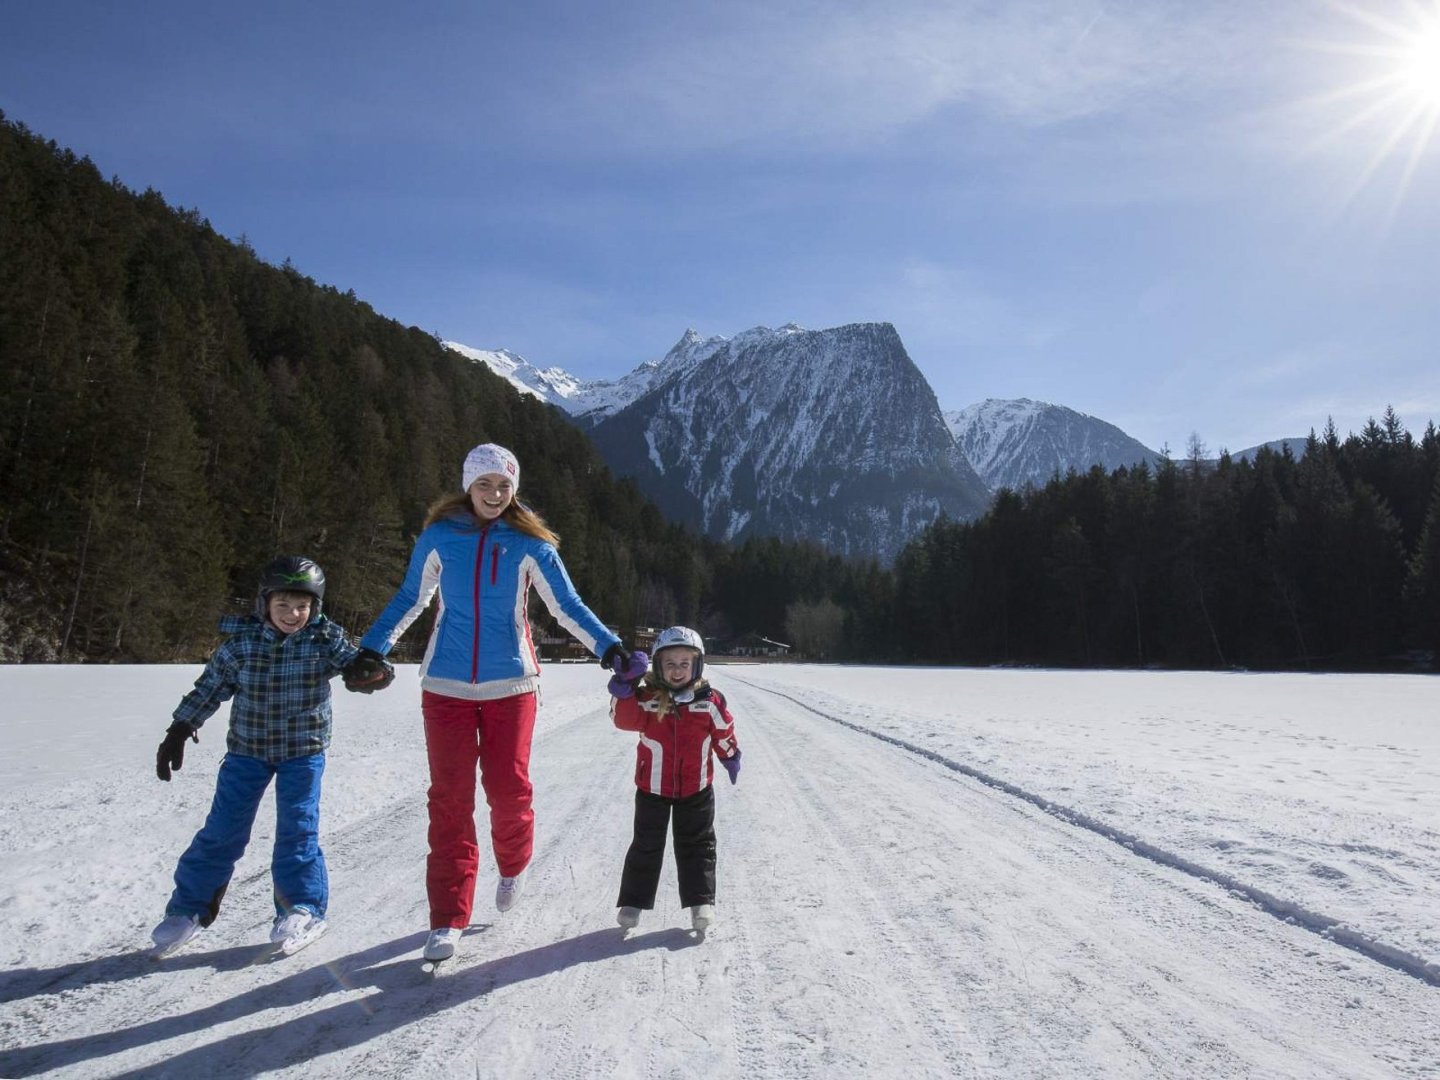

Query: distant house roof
[[719, 632, 791, 653]]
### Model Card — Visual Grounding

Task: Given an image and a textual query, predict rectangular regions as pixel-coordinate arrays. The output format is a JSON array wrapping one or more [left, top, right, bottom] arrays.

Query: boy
[[608, 626, 740, 933], [149, 556, 393, 956]]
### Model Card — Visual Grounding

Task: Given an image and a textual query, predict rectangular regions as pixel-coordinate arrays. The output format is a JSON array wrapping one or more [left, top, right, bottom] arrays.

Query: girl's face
[[267, 593, 313, 635], [658, 647, 698, 688], [469, 473, 515, 521]]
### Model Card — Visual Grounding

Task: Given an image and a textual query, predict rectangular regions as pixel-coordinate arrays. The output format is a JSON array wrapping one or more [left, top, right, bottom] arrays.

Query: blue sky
[[4, 0, 1439, 453]]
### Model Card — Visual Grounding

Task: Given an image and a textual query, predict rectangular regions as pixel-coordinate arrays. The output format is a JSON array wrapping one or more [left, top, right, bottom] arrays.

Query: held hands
[[720, 749, 741, 785], [606, 648, 650, 699], [156, 721, 198, 781], [342, 648, 395, 694]]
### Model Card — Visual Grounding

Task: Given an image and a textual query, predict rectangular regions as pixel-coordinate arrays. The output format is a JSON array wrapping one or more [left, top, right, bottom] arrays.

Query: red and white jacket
[[611, 682, 738, 798]]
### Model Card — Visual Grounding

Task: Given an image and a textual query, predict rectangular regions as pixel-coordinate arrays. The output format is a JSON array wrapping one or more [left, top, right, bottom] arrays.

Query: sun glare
[[1397, 20, 1440, 105], [1299, 1, 1440, 212]]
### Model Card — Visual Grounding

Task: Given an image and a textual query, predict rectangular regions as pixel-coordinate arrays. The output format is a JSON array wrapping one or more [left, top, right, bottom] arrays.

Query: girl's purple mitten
[[721, 750, 741, 785]]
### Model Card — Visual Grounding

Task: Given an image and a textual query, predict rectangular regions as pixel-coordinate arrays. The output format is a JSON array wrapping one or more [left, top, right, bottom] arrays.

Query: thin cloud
[[1236, 347, 1342, 389], [521, 0, 1285, 153], [861, 259, 1061, 350]]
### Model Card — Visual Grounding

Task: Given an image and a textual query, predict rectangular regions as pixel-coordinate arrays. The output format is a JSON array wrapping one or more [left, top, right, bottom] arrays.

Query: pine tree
[[1403, 473, 1440, 659]]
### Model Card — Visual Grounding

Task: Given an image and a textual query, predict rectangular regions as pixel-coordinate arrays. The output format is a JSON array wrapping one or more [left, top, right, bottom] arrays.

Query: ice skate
[[424, 927, 462, 963], [150, 913, 201, 957], [270, 909, 315, 943], [616, 906, 642, 929], [271, 910, 328, 956], [690, 904, 714, 932], [496, 871, 525, 912]]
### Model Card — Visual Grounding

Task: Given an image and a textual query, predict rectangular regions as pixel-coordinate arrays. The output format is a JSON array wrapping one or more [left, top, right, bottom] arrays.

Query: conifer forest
[[3, 112, 1438, 671]]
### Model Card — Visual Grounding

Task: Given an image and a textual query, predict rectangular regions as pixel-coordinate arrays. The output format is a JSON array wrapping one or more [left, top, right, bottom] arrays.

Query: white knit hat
[[462, 444, 520, 492]]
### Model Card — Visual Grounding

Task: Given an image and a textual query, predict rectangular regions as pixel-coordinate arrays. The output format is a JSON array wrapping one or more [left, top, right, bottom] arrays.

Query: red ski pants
[[421, 689, 537, 929]]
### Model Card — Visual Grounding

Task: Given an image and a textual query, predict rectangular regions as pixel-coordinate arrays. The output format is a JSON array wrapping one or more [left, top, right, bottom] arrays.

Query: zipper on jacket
[[491, 544, 500, 585], [671, 706, 682, 796], [471, 524, 492, 683]]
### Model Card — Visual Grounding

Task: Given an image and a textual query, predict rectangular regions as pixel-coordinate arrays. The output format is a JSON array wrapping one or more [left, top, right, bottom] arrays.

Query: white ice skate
[[424, 927, 463, 963], [496, 871, 525, 912], [616, 906, 642, 929], [690, 904, 714, 932], [150, 914, 201, 957], [271, 910, 328, 956]]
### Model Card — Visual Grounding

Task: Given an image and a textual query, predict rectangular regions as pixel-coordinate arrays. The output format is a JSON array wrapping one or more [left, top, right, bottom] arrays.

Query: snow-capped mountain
[[443, 339, 680, 421], [584, 323, 991, 563], [447, 334, 1217, 559], [442, 342, 587, 407], [569, 327, 737, 427], [945, 398, 1161, 493]]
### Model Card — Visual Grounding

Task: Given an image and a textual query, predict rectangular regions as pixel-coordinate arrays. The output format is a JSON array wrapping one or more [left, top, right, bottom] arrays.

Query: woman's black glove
[[156, 721, 198, 781], [342, 648, 395, 694]]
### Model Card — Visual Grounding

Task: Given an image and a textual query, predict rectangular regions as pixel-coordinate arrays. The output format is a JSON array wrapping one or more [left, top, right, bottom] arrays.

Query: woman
[[350, 443, 635, 962]]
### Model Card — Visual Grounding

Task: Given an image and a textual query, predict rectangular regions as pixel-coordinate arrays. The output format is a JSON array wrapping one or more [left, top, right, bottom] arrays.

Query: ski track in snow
[[1, 665, 1438, 1079], [732, 676, 1440, 990]]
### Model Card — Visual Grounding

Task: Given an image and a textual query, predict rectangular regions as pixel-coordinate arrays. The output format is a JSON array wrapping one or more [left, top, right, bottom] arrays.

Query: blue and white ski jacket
[[360, 514, 620, 701]]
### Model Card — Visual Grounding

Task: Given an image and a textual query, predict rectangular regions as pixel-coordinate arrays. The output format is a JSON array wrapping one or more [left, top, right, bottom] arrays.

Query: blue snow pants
[[166, 751, 328, 923]]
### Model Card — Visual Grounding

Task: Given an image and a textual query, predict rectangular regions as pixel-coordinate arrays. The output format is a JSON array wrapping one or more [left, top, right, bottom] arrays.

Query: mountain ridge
[[944, 397, 1162, 493], [445, 331, 1308, 554]]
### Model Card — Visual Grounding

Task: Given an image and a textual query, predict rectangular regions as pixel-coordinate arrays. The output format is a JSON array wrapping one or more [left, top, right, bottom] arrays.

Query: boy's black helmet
[[258, 556, 326, 609]]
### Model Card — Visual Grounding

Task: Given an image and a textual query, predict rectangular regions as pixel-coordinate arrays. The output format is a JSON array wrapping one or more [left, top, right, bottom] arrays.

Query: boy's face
[[267, 592, 314, 635], [658, 647, 698, 688]]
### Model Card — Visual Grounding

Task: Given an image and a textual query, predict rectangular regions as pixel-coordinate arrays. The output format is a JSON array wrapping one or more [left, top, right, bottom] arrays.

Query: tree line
[[889, 419, 1440, 670], [3, 111, 1435, 673]]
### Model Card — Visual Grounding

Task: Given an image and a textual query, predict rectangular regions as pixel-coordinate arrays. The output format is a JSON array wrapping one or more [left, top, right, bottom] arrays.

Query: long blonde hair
[[641, 673, 709, 714], [423, 491, 561, 546]]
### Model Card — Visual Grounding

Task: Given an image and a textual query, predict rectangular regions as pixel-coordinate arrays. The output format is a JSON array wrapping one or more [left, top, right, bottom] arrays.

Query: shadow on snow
[[0, 925, 700, 1077]]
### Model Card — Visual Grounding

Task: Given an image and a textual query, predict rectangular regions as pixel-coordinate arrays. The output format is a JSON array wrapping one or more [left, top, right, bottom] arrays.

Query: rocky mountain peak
[[587, 321, 990, 562], [944, 398, 1159, 493]]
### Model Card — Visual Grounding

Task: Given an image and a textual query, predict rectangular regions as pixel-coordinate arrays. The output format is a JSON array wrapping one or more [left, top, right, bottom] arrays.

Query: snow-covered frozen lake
[[1, 663, 1436, 1078]]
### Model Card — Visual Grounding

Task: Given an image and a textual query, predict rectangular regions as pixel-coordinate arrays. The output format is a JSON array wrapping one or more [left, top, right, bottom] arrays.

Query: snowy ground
[[1, 663, 1437, 1078]]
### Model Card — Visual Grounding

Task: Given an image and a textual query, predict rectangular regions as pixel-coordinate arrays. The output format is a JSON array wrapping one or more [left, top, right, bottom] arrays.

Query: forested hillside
[[0, 112, 874, 662], [3, 111, 1436, 672]]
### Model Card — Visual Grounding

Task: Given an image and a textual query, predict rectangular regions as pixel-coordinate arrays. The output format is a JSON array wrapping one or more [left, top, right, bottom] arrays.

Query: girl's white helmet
[[652, 625, 705, 683]]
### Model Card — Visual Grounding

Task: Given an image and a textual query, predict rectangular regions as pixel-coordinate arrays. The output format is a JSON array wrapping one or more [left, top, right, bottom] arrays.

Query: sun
[[1297, 1, 1440, 210], [1396, 18, 1440, 105]]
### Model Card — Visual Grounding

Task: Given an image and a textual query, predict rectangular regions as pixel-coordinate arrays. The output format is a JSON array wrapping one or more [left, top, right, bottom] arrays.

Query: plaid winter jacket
[[173, 613, 360, 762]]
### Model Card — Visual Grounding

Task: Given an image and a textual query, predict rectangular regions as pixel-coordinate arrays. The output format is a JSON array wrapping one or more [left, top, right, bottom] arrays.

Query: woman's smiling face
[[469, 473, 515, 521]]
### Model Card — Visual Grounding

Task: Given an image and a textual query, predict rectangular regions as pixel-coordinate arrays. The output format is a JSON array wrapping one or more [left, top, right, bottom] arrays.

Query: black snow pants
[[617, 785, 716, 909]]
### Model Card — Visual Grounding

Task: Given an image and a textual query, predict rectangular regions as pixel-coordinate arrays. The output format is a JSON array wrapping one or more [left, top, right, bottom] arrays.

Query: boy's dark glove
[[607, 650, 650, 699], [156, 722, 198, 781], [342, 648, 395, 694], [720, 750, 741, 785], [601, 643, 629, 673]]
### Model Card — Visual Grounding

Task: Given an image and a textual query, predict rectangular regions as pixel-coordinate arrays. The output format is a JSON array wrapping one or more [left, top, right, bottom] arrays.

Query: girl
[[608, 625, 740, 933], [352, 443, 632, 962]]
